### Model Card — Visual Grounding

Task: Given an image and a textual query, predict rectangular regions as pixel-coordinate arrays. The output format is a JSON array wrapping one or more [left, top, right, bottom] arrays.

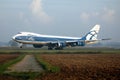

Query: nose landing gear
[[19, 43, 23, 48]]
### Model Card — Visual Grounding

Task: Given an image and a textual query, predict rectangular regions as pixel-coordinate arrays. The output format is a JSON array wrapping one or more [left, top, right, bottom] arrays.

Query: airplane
[[12, 24, 107, 50]]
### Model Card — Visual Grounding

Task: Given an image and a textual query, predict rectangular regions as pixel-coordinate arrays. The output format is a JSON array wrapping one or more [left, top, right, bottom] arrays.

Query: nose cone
[[12, 35, 16, 41]]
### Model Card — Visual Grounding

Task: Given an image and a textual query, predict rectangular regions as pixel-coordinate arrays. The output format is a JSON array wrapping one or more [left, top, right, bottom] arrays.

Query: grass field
[[0, 47, 120, 80], [37, 54, 120, 80], [0, 47, 120, 54], [0, 54, 19, 64]]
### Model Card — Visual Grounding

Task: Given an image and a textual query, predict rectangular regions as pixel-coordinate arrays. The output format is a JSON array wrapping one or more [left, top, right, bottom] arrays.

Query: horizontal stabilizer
[[101, 38, 111, 40]]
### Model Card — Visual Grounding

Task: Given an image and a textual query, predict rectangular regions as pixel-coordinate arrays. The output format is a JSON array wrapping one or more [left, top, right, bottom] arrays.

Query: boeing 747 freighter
[[12, 25, 108, 50]]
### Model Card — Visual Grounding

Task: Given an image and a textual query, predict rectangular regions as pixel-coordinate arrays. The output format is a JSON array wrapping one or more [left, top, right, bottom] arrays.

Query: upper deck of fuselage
[[14, 32, 81, 40]]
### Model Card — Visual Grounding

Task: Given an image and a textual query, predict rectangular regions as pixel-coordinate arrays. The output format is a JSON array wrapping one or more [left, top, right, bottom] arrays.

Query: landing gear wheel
[[48, 47, 53, 50], [55, 47, 63, 50], [20, 46, 22, 48]]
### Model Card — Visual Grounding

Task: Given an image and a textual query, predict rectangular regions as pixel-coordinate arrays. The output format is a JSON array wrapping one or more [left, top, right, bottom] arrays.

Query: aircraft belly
[[15, 40, 48, 45]]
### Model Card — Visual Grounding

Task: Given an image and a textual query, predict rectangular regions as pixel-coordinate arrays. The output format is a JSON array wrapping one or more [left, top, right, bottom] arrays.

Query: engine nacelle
[[77, 41, 85, 46], [33, 44, 43, 48], [70, 42, 78, 47], [57, 42, 66, 47]]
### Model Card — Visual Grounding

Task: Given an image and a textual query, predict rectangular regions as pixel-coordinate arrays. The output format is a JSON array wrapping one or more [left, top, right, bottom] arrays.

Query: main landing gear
[[48, 47, 63, 50], [48, 47, 53, 50]]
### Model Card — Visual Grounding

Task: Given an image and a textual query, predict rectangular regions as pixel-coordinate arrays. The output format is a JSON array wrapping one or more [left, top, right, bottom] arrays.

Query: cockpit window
[[15, 36, 22, 40], [15, 36, 28, 40]]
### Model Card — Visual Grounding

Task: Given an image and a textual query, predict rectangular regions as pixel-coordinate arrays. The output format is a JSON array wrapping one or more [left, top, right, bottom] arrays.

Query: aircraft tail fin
[[82, 24, 100, 40]]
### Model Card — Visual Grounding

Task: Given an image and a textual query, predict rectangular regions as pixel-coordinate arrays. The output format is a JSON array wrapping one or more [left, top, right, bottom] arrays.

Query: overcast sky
[[0, 0, 120, 42]]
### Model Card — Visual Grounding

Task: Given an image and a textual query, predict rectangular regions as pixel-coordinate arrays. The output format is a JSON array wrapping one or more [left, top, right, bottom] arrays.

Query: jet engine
[[57, 42, 66, 47], [77, 41, 85, 46], [54, 42, 66, 50]]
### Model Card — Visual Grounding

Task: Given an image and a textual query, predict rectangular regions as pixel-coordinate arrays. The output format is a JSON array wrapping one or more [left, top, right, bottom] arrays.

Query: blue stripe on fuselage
[[33, 36, 77, 41], [15, 36, 81, 42]]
